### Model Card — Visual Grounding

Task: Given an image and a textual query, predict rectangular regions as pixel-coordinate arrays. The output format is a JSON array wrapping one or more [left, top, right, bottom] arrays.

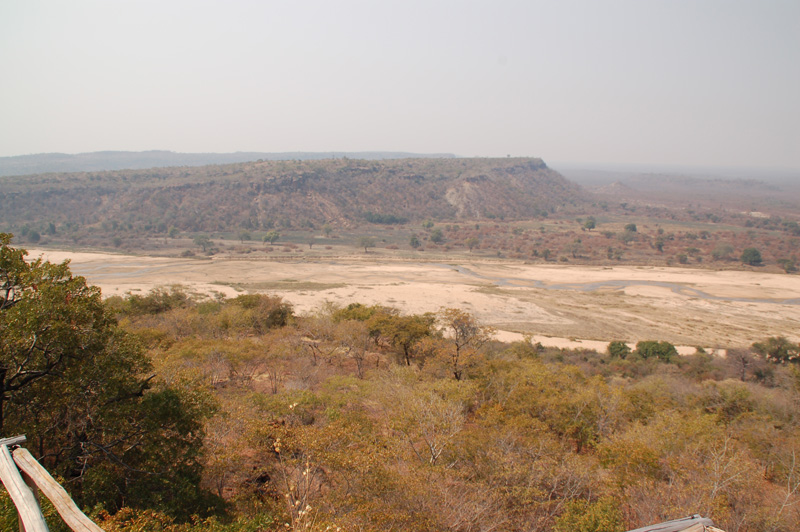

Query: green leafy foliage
[[635, 340, 678, 362], [741, 247, 762, 265], [607, 340, 631, 359], [0, 234, 219, 520], [752, 336, 800, 364]]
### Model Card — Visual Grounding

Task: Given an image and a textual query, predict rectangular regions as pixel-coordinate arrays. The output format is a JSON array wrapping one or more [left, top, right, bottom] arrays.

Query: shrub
[[741, 247, 762, 265], [635, 340, 678, 362], [607, 341, 631, 359]]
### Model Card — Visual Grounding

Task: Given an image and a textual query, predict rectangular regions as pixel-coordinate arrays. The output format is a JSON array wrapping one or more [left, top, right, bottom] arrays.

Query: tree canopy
[[0, 234, 218, 518]]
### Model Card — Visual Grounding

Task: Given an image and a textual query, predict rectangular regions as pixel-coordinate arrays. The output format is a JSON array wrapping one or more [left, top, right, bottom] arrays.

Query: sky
[[1, 0, 798, 170]]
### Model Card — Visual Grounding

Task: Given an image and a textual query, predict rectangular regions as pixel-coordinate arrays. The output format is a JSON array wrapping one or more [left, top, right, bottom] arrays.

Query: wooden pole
[[0, 444, 49, 532], [12, 447, 105, 532]]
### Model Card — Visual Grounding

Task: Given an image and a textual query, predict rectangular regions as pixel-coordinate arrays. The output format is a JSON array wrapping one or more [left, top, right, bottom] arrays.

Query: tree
[[583, 217, 596, 231], [607, 341, 631, 359], [711, 243, 734, 261], [635, 340, 677, 362], [263, 230, 280, 244], [752, 336, 799, 364], [193, 235, 211, 252], [438, 308, 494, 380], [624, 223, 637, 232], [465, 237, 479, 252], [410, 234, 421, 249], [430, 228, 444, 244], [1, 232, 112, 433], [741, 247, 762, 266], [371, 313, 436, 365], [358, 236, 376, 253], [777, 258, 797, 273], [0, 234, 218, 518], [238, 230, 251, 243]]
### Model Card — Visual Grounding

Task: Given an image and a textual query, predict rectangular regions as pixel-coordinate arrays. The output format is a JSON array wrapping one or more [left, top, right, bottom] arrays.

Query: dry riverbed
[[30, 249, 800, 353]]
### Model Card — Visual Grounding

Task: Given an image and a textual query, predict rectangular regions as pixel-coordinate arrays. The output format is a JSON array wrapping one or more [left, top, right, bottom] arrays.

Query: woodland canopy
[[1, 233, 800, 532]]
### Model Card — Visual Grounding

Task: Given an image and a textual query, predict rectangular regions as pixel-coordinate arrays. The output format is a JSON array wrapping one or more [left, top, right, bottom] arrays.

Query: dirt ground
[[30, 248, 800, 353]]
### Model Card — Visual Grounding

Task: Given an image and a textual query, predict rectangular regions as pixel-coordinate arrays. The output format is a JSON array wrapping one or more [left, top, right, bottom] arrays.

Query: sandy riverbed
[[29, 249, 800, 352]]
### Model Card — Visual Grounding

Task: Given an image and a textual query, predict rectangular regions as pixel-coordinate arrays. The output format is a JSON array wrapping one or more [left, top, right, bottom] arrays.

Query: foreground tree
[[0, 234, 218, 518]]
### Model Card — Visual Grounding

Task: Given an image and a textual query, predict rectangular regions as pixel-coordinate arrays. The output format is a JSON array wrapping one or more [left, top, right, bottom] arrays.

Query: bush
[[607, 341, 631, 359], [122, 286, 195, 315], [553, 497, 624, 532], [741, 247, 762, 265], [635, 340, 678, 362]]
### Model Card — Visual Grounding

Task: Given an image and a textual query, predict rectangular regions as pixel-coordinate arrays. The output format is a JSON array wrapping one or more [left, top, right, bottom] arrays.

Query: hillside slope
[[0, 157, 586, 233]]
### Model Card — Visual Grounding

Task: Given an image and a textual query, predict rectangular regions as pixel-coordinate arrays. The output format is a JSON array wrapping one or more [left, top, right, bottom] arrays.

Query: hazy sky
[[2, 0, 798, 169]]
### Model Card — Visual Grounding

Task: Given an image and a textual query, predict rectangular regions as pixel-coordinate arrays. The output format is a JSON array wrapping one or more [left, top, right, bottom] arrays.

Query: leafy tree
[[409, 234, 421, 249], [193, 235, 212, 252], [583, 217, 596, 230], [332, 302, 384, 323], [430, 228, 444, 244], [263, 230, 280, 244], [741, 247, 762, 265], [624, 223, 637, 232], [238, 230, 251, 243], [607, 341, 631, 359], [465, 237, 479, 252], [635, 340, 677, 362], [371, 313, 436, 365], [0, 234, 218, 518], [619, 231, 637, 244], [358, 236, 376, 253], [752, 336, 799, 364]]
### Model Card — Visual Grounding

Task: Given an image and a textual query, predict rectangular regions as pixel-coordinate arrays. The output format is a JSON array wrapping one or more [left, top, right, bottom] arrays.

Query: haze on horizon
[[1, 0, 798, 172]]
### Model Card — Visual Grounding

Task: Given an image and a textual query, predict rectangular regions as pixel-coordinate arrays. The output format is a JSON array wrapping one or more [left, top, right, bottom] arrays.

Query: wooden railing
[[0, 435, 104, 532]]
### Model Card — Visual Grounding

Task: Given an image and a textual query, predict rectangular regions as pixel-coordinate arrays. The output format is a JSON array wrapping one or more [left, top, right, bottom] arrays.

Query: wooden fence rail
[[0, 435, 105, 532]]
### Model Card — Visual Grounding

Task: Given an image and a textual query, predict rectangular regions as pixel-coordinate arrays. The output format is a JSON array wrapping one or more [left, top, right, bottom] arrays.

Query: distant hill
[[0, 157, 586, 235], [0, 150, 457, 177]]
